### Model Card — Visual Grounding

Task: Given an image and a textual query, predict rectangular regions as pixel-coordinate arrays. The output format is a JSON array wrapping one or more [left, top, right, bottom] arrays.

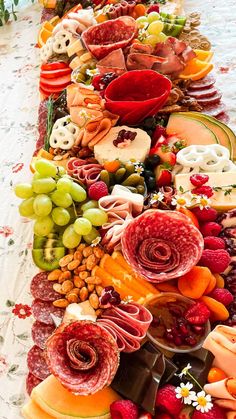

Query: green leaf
[[179, 185, 184, 193], [16, 332, 29, 340], [13, 0, 19, 5], [8, 238, 14, 246], [4, 8, 10, 22], [8, 364, 19, 374], [13, 11, 17, 20], [0, 335, 4, 344], [6, 299, 15, 307]]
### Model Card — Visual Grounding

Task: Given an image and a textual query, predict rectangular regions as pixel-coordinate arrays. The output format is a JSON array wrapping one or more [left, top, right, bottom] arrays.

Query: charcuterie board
[[4, 0, 236, 417]]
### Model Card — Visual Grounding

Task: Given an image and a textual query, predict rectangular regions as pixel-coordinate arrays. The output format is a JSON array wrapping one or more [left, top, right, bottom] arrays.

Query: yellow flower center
[[181, 388, 190, 397], [197, 396, 207, 407], [200, 198, 208, 207], [177, 198, 186, 205]]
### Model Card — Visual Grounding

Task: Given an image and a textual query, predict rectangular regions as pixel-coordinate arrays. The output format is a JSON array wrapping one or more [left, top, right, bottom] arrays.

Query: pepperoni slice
[[201, 102, 227, 118], [45, 321, 119, 395], [31, 321, 56, 349], [31, 299, 64, 325], [196, 92, 222, 106], [188, 74, 216, 90], [187, 86, 218, 99], [27, 345, 50, 380], [26, 372, 42, 395], [30, 272, 61, 302]]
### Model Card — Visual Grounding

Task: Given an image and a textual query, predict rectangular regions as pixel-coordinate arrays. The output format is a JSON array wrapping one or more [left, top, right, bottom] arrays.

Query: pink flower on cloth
[[0, 356, 8, 377], [12, 304, 31, 319], [0, 226, 14, 237], [12, 163, 24, 173]]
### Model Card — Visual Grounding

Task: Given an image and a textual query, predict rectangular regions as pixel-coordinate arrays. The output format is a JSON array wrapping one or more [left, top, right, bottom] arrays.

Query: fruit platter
[[8, 0, 236, 417]]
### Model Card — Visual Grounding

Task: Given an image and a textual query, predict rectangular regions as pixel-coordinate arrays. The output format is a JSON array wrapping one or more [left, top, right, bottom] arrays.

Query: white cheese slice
[[63, 301, 97, 323], [175, 172, 236, 211], [94, 126, 151, 164]]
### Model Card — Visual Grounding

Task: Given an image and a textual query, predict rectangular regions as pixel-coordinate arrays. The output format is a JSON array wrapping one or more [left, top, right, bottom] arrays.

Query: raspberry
[[204, 236, 225, 250], [192, 404, 226, 419], [156, 384, 183, 416], [110, 400, 139, 419], [88, 181, 108, 201], [192, 186, 214, 197], [177, 406, 194, 419], [190, 174, 209, 187], [147, 4, 160, 13], [191, 207, 217, 222], [200, 222, 222, 237], [139, 413, 153, 419], [209, 288, 234, 306], [92, 74, 103, 91], [185, 302, 210, 325], [152, 125, 167, 144], [155, 414, 172, 419], [199, 249, 231, 273]]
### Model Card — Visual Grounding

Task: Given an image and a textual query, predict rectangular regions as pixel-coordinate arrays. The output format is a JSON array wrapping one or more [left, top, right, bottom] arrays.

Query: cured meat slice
[[108, 0, 136, 19], [45, 321, 119, 395], [31, 321, 56, 349], [201, 102, 227, 118], [31, 299, 64, 325], [98, 302, 152, 352], [196, 92, 222, 106], [187, 86, 218, 99], [121, 209, 204, 283], [35, 100, 48, 154], [216, 112, 230, 124], [67, 159, 103, 186], [81, 16, 138, 60], [188, 74, 216, 90], [97, 49, 127, 76], [30, 272, 61, 302], [27, 345, 50, 380], [26, 373, 42, 395]]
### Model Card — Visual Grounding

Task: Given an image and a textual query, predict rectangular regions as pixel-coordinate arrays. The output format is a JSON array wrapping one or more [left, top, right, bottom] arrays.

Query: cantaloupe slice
[[180, 112, 232, 158], [31, 375, 120, 419], [166, 113, 218, 147], [22, 400, 54, 419]]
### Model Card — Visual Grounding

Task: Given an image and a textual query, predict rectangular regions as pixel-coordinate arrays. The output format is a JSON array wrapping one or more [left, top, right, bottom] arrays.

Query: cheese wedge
[[67, 38, 84, 57], [174, 172, 236, 211]]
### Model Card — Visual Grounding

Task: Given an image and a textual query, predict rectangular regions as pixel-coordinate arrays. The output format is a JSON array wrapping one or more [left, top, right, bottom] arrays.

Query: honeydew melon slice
[[180, 112, 233, 159], [31, 375, 120, 419], [166, 113, 218, 147]]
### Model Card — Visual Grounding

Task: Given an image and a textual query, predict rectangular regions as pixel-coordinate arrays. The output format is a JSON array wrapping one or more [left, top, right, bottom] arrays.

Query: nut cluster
[[48, 244, 105, 314]]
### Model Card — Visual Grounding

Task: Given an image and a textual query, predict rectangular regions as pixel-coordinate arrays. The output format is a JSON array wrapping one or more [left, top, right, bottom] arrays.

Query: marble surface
[[0, 1, 235, 417]]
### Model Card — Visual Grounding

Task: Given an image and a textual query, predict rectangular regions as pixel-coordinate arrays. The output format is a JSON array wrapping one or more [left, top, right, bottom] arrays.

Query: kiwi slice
[[32, 247, 65, 271], [160, 12, 186, 26], [33, 234, 63, 249], [163, 23, 184, 37]]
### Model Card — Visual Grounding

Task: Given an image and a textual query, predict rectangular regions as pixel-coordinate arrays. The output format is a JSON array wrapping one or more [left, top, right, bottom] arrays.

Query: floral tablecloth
[[0, 1, 236, 417]]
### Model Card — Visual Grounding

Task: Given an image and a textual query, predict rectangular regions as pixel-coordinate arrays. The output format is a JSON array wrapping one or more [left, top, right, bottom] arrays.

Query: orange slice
[[43, 21, 54, 32], [39, 0, 56, 8], [194, 49, 214, 62], [179, 58, 214, 81], [38, 26, 53, 48], [49, 16, 61, 27]]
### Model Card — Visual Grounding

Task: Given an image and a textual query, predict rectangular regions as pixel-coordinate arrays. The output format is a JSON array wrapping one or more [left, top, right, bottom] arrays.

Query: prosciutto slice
[[98, 302, 152, 352], [97, 49, 127, 76]]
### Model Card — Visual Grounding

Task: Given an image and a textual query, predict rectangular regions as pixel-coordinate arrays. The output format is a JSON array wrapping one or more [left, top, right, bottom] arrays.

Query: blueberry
[[143, 170, 154, 180], [145, 154, 161, 169], [146, 176, 156, 191]]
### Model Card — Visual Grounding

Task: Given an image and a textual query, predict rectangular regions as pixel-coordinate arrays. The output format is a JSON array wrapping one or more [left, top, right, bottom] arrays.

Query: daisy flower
[[171, 193, 192, 208], [195, 195, 211, 210], [175, 382, 196, 405], [134, 163, 144, 174], [192, 391, 213, 413], [150, 192, 164, 205], [86, 68, 99, 77], [179, 363, 192, 379]]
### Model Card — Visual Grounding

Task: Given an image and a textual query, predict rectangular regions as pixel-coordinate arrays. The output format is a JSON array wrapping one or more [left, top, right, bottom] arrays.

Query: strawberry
[[184, 302, 210, 325], [156, 384, 183, 416], [155, 166, 172, 187], [154, 145, 176, 166], [190, 174, 209, 187], [192, 404, 226, 419]]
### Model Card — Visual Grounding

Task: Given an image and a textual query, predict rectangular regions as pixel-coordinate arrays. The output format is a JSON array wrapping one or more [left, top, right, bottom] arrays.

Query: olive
[[124, 163, 135, 175], [145, 154, 161, 169], [115, 168, 126, 182], [136, 185, 145, 195], [146, 176, 156, 191], [143, 170, 154, 180]]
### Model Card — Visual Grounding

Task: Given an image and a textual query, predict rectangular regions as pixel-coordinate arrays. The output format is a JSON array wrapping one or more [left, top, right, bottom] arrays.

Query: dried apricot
[[214, 273, 225, 288], [177, 207, 199, 229], [103, 160, 120, 173], [204, 274, 217, 294], [207, 367, 227, 383], [178, 266, 212, 299], [200, 296, 229, 321]]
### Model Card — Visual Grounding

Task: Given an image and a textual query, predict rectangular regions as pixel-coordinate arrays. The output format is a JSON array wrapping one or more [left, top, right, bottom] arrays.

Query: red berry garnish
[[147, 4, 160, 13], [92, 74, 103, 91], [209, 288, 234, 306], [199, 249, 231, 273], [88, 181, 108, 201], [156, 384, 183, 416], [190, 174, 209, 187], [200, 222, 222, 237], [110, 400, 139, 419], [184, 302, 210, 325], [192, 185, 214, 197], [204, 236, 225, 250], [192, 207, 217, 222]]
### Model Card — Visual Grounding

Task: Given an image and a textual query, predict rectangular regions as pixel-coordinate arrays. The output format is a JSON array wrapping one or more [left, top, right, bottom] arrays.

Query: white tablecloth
[[0, 1, 235, 417]]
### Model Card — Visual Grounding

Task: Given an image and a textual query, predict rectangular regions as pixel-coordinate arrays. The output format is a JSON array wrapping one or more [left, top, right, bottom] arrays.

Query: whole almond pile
[[47, 243, 105, 314]]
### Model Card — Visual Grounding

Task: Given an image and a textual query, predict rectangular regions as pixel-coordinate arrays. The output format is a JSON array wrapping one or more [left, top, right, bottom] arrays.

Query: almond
[[93, 247, 105, 259], [61, 280, 74, 294], [79, 271, 90, 280], [59, 254, 74, 267], [73, 250, 83, 262], [67, 260, 81, 270], [53, 299, 69, 308], [86, 254, 98, 271], [87, 284, 95, 292], [74, 264, 87, 273], [77, 243, 87, 252], [80, 287, 89, 302], [53, 283, 63, 294], [85, 276, 102, 285], [74, 277, 85, 288], [66, 292, 79, 304], [82, 246, 93, 258], [95, 285, 104, 296], [48, 269, 62, 281], [89, 293, 99, 309], [59, 271, 72, 282]]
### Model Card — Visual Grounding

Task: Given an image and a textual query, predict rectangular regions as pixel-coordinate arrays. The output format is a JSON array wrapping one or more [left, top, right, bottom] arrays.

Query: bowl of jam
[[145, 293, 210, 353]]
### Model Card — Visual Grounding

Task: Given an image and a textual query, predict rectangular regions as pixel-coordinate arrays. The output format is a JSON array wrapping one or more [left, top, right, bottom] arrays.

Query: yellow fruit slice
[[43, 21, 54, 32], [179, 58, 214, 81], [49, 15, 61, 27], [39, 0, 56, 8], [37, 149, 54, 160], [38, 27, 52, 48], [194, 49, 214, 62]]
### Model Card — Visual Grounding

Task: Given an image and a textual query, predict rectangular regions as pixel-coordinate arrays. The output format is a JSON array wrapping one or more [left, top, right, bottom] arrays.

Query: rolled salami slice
[[98, 302, 152, 352], [27, 345, 50, 380], [45, 321, 119, 395], [121, 209, 204, 283], [26, 372, 42, 395], [30, 272, 61, 302], [32, 299, 64, 325], [82, 16, 138, 60], [31, 321, 56, 349]]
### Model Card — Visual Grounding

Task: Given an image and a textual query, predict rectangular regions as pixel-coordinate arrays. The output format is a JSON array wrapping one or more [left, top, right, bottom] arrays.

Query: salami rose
[[27, 345, 50, 380], [45, 321, 119, 395], [121, 209, 204, 283], [104, 70, 171, 125], [82, 16, 137, 60], [26, 372, 42, 395], [98, 302, 152, 352]]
